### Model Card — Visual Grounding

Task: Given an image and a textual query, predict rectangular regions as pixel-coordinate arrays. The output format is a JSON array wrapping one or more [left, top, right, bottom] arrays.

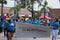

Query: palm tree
[[39, 0, 52, 25], [40, 0, 52, 18], [0, 0, 7, 16]]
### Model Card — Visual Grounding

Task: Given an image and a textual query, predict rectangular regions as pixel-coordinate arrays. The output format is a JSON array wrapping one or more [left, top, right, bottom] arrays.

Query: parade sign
[[17, 23, 52, 37]]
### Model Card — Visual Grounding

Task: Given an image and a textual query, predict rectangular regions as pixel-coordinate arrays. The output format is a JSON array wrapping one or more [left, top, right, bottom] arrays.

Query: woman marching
[[4, 19, 14, 40], [0, 18, 3, 33], [50, 18, 59, 40]]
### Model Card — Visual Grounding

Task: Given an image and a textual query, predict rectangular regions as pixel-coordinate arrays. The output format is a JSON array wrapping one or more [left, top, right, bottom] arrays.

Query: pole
[[1, 0, 3, 16]]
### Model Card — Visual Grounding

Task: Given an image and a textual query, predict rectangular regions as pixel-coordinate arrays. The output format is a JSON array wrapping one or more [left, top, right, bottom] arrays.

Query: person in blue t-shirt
[[32, 18, 39, 25], [58, 18, 60, 24], [39, 19, 42, 25], [0, 18, 3, 33], [4, 19, 14, 40], [51, 18, 59, 40], [34, 19, 39, 25], [11, 17, 16, 32]]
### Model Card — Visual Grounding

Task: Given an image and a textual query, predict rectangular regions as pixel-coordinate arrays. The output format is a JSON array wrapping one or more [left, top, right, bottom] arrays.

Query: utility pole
[[1, 0, 3, 16]]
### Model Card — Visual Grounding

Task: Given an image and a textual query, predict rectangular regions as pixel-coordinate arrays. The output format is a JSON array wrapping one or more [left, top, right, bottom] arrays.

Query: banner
[[16, 22, 52, 37]]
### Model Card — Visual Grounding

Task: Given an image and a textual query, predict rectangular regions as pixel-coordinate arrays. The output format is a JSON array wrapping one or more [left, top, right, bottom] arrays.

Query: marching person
[[0, 18, 3, 33], [32, 18, 39, 25], [50, 18, 59, 40], [4, 19, 14, 40]]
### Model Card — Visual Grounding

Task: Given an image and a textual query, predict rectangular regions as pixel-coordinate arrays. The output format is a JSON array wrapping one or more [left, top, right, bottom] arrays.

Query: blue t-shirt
[[7, 23, 14, 32], [50, 21, 59, 30], [32, 20, 39, 25], [0, 22, 3, 27], [39, 19, 42, 25], [58, 19, 60, 24], [4, 20, 14, 32], [11, 18, 16, 27]]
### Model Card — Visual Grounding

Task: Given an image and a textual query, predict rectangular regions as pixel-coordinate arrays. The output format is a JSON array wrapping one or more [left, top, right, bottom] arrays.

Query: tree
[[27, 0, 43, 18], [10, 0, 47, 18], [40, 0, 52, 18], [0, 0, 7, 16], [19, 0, 38, 18], [26, 0, 42, 18], [9, 3, 21, 17], [39, 0, 52, 25]]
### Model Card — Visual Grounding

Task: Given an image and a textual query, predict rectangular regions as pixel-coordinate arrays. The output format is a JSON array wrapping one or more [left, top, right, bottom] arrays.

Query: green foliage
[[41, 0, 52, 12], [4, 0, 7, 4], [0, 0, 7, 4], [35, 13, 39, 18], [44, 1, 48, 6], [16, 3, 21, 12], [31, 0, 35, 2]]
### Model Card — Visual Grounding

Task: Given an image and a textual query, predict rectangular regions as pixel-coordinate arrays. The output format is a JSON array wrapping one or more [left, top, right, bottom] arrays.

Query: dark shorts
[[7, 30, 14, 33], [7, 30, 14, 38], [0, 27, 2, 33]]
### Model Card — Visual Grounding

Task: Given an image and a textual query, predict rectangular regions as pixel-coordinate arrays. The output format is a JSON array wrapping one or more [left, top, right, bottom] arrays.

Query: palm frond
[[16, 3, 21, 12], [47, 7, 52, 11], [44, 1, 48, 6], [38, 0, 42, 8]]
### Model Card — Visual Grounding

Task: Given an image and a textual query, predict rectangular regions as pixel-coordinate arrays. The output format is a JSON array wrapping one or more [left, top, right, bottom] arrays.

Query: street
[[0, 22, 60, 40]]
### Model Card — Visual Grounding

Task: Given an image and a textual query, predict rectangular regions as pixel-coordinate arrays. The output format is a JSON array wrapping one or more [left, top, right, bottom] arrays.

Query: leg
[[52, 30, 56, 40], [7, 31, 12, 40], [52, 30, 58, 40]]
